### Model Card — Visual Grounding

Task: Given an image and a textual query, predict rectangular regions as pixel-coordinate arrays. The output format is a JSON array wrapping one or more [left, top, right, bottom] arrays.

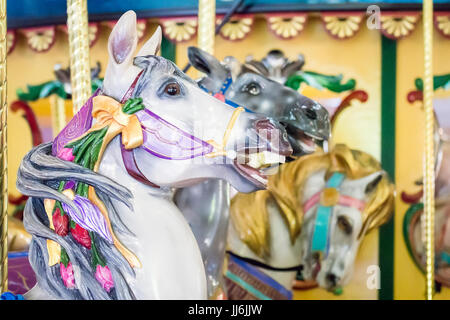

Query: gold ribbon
[[87, 95, 144, 171], [44, 198, 61, 266]]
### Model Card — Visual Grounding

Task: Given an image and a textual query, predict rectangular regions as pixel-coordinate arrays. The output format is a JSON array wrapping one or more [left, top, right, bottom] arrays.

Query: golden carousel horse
[[227, 144, 394, 299]]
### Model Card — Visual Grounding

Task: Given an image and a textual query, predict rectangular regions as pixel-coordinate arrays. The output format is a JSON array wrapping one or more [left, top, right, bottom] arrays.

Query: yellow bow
[[91, 95, 144, 150]]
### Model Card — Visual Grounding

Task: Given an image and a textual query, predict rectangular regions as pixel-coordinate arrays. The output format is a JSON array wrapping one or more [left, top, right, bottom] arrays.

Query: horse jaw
[[97, 137, 207, 299]]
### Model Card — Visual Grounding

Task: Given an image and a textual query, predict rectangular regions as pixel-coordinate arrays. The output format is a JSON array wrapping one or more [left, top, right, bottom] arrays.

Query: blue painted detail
[[311, 205, 332, 255], [7, 251, 28, 259], [9, 1, 447, 29], [0, 292, 25, 300], [199, 76, 255, 113], [311, 172, 346, 257], [220, 76, 233, 95], [228, 254, 293, 299], [441, 251, 450, 264], [326, 172, 345, 188]]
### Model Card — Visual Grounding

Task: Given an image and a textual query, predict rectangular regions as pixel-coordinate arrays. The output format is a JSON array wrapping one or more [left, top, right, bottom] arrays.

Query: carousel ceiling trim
[[321, 12, 364, 40], [21, 26, 57, 53], [5, 9, 450, 55], [264, 12, 308, 39], [159, 16, 198, 44], [434, 11, 450, 39], [379, 11, 420, 40], [216, 14, 254, 41]]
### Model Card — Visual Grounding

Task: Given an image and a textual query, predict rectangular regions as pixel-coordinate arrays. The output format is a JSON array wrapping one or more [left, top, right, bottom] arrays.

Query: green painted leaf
[[415, 73, 450, 92], [285, 71, 356, 93]]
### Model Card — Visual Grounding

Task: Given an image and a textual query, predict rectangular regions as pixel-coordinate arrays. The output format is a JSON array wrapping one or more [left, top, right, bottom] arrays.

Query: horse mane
[[17, 142, 137, 299], [230, 144, 395, 258]]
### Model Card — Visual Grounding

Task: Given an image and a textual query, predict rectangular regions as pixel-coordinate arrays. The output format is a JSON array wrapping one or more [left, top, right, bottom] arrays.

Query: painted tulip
[[61, 195, 113, 244], [57, 147, 75, 162], [60, 262, 76, 289], [52, 207, 69, 236], [70, 223, 92, 249], [95, 265, 115, 292]]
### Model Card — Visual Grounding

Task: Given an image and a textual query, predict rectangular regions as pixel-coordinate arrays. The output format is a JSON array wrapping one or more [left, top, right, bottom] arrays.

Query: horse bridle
[[118, 70, 246, 188], [228, 172, 367, 272]]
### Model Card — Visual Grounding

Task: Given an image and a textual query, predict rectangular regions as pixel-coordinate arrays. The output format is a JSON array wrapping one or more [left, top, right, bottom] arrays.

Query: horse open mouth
[[233, 149, 286, 188], [294, 131, 325, 154]]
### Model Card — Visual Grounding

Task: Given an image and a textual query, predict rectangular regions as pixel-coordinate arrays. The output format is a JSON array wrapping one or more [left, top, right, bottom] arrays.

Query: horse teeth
[[247, 151, 286, 168]]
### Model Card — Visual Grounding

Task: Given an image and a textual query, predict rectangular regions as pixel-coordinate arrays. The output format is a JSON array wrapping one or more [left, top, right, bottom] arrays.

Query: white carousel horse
[[17, 11, 291, 300], [227, 145, 394, 298]]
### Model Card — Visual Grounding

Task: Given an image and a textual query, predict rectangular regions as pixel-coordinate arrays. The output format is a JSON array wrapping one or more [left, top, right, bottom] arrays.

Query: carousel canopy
[[9, 0, 450, 29]]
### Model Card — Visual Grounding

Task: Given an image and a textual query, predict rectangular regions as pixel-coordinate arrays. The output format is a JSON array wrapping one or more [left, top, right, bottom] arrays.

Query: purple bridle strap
[[119, 70, 161, 188]]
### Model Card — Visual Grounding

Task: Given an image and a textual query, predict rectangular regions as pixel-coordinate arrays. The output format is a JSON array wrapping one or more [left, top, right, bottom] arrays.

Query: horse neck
[[228, 198, 302, 291], [97, 137, 207, 299]]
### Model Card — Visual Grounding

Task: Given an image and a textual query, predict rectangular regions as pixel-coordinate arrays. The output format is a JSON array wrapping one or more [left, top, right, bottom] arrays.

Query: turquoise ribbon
[[441, 251, 450, 264], [311, 172, 345, 257]]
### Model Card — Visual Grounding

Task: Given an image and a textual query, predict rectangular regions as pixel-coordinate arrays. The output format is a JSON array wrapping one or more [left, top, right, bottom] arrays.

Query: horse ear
[[137, 26, 162, 57], [223, 56, 242, 81], [281, 54, 305, 78], [188, 46, 223, 76], [363, 171, 385, 194], [108, 10, 138, 65]]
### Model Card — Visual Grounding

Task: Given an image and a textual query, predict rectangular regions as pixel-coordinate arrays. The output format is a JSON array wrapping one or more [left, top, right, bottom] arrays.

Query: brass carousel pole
[[197, 0, 216, 55], [67, 0, 91, 114], [50, 95, 66, 137], [423, 0, 435, 300], [0, 0, 7, 293]]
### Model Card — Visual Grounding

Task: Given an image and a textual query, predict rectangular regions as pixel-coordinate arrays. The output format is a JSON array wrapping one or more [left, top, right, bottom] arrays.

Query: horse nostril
[[303, 108, 317, 120], [326, 273, 337, 286]]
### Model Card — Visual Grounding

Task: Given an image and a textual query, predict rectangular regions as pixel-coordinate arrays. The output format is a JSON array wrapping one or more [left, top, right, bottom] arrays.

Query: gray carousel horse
[[174, 47, 330, 298]]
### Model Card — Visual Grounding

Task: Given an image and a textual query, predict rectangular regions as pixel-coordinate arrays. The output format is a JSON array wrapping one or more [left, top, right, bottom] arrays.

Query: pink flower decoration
[[57, 147, 75, 162], [60, 262, 76, 289], [95, 265, 114, 292]]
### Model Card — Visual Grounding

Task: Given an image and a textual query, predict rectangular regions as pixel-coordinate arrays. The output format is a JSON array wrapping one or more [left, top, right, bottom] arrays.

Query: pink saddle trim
[[302, 191, 366, 213]]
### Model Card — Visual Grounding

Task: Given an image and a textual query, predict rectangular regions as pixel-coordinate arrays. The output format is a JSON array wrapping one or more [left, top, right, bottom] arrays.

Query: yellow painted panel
[[395, 22, 450, 300]]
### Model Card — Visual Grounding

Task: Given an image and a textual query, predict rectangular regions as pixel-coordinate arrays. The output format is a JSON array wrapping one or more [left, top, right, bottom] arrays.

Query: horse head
[[187, 47, 330, 157], [101, 11, 292, 192], [297, 147, 394, 291]]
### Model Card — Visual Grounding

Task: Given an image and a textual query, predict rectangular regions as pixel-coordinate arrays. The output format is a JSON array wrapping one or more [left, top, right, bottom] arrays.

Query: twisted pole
[[67, 0, 91, 114], [197, 0, 216, 55], [0, 0, 7, 294], [423, 0, 435, 300]]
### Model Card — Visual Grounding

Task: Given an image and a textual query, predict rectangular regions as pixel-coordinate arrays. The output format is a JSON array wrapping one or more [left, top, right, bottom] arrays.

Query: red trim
[[401, 189, 423, 204], [331, 90, 368, 125], [11, 100, 43, 146], [7, 30, 17, 55], [407, 90, 423, 103]]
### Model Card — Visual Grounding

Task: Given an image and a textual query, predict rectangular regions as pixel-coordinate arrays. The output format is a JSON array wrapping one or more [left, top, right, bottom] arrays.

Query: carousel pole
[[0, 0, 7, 293], [197, 0, 216, 56], [423, 0, 435, 300], [50, 95, 66, 137], [66, 0, 91, 114]]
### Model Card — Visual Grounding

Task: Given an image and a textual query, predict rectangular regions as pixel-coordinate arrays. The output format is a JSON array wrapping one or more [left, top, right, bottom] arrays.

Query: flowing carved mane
[[230, 144, 395, 258]]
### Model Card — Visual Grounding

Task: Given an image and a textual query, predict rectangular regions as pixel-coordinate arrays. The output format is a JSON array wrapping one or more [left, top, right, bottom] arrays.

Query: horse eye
[[164, 83, 181, 96], [244, 83, 261, 95], [337, 216, 353, 235]]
